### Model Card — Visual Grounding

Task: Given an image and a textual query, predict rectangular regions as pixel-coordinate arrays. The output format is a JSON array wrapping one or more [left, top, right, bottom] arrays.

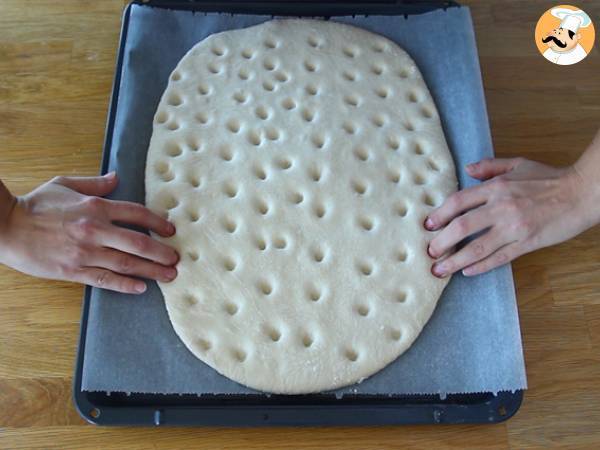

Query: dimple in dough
[[145, 19, 457, 394]]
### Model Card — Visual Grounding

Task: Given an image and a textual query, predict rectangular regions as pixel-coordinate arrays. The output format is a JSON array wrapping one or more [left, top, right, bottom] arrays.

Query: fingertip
[[467, 169, 487, 181], [466, 162, 485, 179], [431, 262, 447, 278], [103, 172, 118, 185], [424, 217, 435, 231], [102, 172, 119, 194], [134, 281, 147, 294], [168, 222, 176, 236], [170, 250, 180, 265], [462, 267, 475, 277], [157, 267, 177, 283], [153, 220, 175, 238], [427, 244, 437, 259], [163, 267, 178, 282]]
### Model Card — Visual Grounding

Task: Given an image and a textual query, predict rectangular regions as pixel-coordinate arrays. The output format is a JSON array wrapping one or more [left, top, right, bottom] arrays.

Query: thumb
[[53, 172, 118, 197], [465, 157, 521, 181]]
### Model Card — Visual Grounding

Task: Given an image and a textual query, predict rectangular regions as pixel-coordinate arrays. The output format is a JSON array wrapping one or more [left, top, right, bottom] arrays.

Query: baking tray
[[73, 0, 524, 426]]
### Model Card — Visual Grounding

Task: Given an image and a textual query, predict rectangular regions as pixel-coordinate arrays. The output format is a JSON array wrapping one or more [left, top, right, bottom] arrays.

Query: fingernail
[[424, 217, 435, 230], [165, 268, 177, 280], [462, 267, 475, 277], [432, 262, 447, 277], [466, 163, 475, 171], [171, 251, 180, 265], [427, 244, 437, 258], [105, 171, 116, 178], [135, 282, 147, 293]]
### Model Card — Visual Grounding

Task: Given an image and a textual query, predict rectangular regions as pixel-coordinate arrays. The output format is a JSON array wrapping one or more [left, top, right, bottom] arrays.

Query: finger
[[73, 267, 147, 294], [94, 224, 179, 266], [106, 200, 175, 237], [431, 229, 511, 278], [461, 242, 522, 276], [428, 206, 494, 258], [465, 157, 522, 181], [53, 172, 118, 197], [85, 248, 177, 283], [424, 184, 490, 231]]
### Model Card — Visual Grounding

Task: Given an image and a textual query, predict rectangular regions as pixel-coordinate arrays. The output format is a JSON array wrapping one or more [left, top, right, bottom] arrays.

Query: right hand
[[425, 157, 589, 277], [0, 172, 178, 294]]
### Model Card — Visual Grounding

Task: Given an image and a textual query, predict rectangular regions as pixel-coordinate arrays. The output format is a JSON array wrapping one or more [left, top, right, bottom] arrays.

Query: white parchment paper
[[81, 4, 527, 396]]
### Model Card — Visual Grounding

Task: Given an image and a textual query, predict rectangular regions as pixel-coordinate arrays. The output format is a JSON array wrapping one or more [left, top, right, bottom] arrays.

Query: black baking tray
[[73, 0, 524, 426]]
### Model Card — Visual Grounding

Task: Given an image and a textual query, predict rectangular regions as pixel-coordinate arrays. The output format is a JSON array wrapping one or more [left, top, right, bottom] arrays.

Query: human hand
[[0, 173, 178, 294], [424, 157, 591, 277]]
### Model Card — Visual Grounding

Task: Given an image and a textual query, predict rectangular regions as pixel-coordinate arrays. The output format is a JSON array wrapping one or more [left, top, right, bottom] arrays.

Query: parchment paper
[[81, 4, 527, 396]]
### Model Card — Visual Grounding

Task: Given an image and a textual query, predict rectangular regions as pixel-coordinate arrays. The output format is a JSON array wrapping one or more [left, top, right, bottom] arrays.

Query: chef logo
[[535, 5, 595, 65]]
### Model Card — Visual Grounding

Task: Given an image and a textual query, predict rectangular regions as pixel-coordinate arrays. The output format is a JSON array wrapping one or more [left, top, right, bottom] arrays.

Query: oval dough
[[145, 19, 457, 394]]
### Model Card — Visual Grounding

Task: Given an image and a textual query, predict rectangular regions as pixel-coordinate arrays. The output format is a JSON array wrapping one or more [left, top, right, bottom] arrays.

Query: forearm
[[0, 179, 17, 234], [572, 128, 600, 229]]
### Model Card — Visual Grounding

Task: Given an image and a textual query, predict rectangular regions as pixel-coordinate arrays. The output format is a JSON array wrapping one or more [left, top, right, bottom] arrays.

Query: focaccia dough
[[145, 19, 457, 394]]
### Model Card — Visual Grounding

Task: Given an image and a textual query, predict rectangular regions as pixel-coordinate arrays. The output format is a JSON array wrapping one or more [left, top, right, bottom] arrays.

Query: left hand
[[424, 157, 588, 277], [0, 173, 179, 294]]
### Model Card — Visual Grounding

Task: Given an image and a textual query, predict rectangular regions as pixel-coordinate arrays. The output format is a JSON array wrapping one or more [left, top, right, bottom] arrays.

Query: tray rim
[[73, 0, 524, 427]]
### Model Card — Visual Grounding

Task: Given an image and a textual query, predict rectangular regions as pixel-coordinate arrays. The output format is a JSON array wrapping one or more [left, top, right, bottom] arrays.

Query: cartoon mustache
[[542, 35, 567, 48]]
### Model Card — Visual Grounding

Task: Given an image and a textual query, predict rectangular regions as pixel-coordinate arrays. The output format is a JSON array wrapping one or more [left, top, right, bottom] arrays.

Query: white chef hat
[[551, 7, 592, 33]]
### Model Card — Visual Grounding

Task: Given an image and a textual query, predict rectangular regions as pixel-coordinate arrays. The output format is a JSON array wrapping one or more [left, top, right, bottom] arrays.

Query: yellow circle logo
[[535, 4, 595, 65]]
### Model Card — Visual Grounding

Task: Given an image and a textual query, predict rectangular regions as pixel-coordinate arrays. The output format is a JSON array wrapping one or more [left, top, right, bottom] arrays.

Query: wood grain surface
[[1, 1, 599, 448]]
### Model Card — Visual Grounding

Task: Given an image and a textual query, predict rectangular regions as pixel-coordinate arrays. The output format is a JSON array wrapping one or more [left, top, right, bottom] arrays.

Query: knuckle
[[513, 209, 527, 226], [131, 202, 147, 215], [495, 251, 510, 265], [132, 235, 150, 253], [57, 263, 74, 279], [453, 217, 469, 235], [96, 270, 112, 287], [520, 236, 535, 253], [507, 198, 520, 210], [448, 192, 463, 210], [520, 197, 535, 211], [471, 241, 486, 257], [133, 204, 151, 222], [69, 246, 87, 265], [74, 218, 97, 241], [499, 198, 519, 214], [82, 196, 105, 213], [117, 255, 134, 273], [51, 175, 66, 185], [512, 218, 533, 236], [491, 177, 509, 191]]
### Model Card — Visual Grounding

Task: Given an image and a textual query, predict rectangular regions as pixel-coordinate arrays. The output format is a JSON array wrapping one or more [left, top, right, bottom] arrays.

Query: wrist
[[564, 164, 600, 230], [0, 181, 17, 234], [571, 130, 600, 228]]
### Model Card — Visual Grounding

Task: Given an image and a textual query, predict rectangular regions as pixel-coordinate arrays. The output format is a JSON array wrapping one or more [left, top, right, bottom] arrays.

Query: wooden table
[[1, 1, 599, 448]]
